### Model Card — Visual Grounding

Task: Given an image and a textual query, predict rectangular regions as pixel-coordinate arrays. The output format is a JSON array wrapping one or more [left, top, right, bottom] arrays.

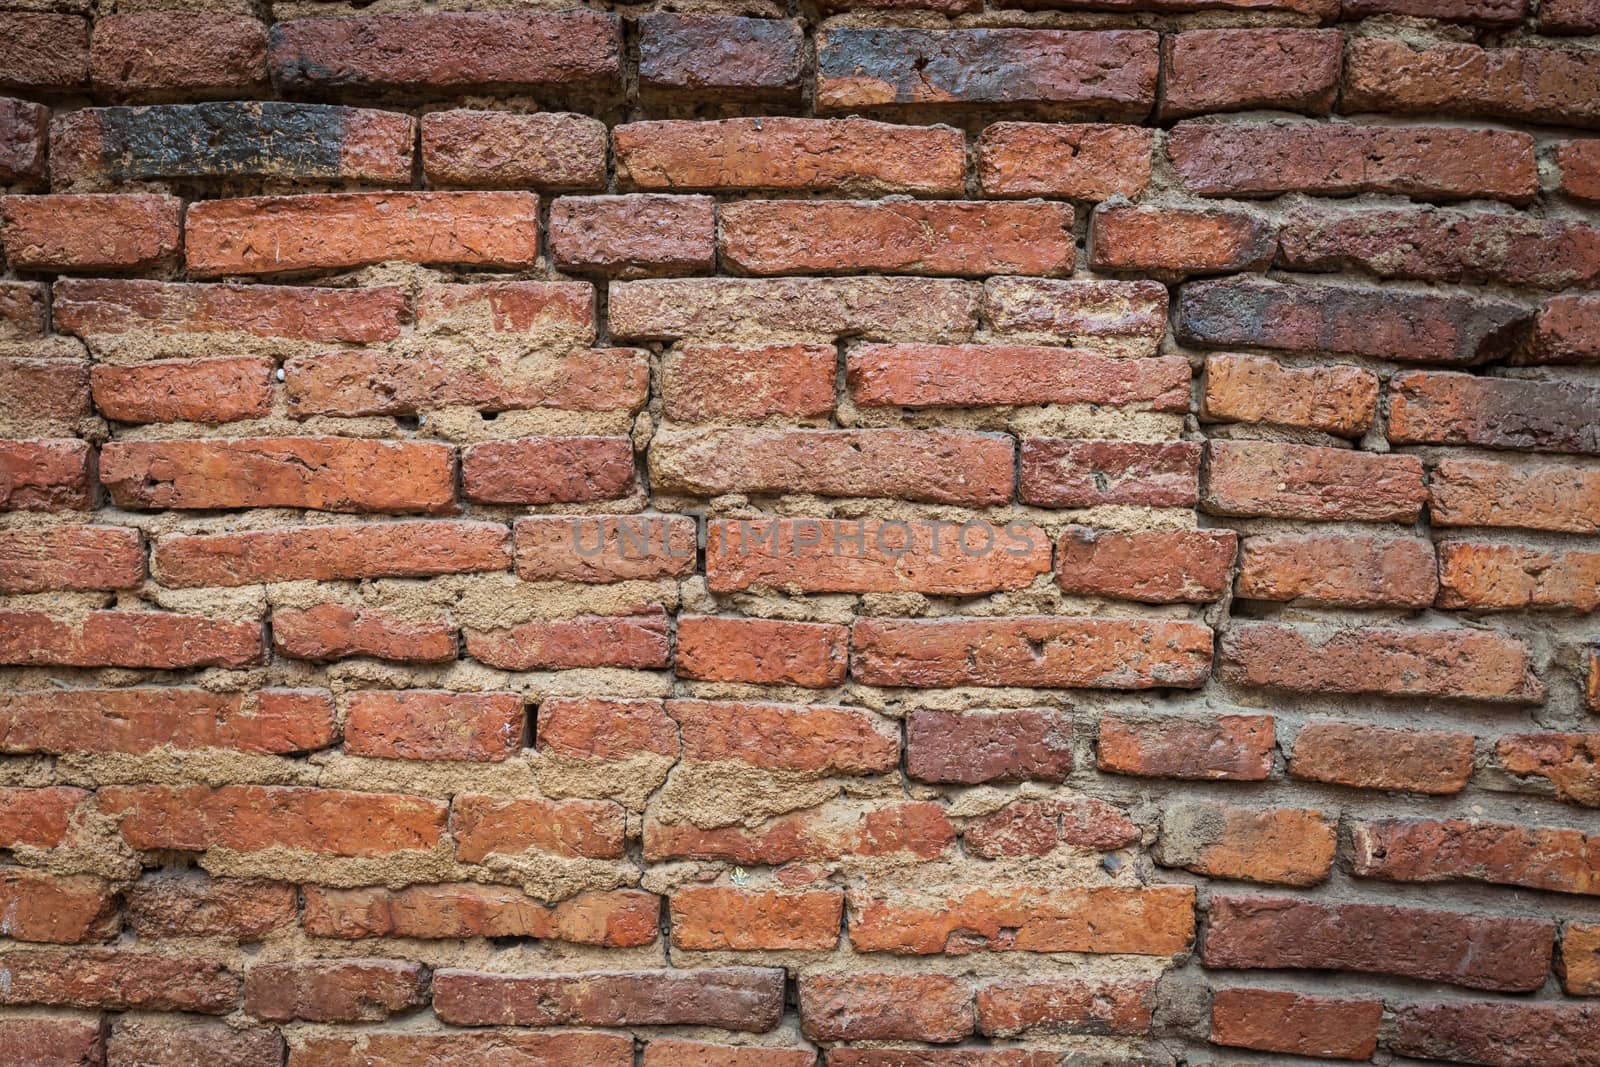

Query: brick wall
[[0, 2, 1597, 1064]]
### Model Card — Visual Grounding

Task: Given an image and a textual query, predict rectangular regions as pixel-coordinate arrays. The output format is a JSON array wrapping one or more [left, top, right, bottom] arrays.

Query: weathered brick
[[1020, 439, 1201, 508], [100, 785, 446, 857], [645, 1041, 816, 1067], [1430, 456, 1600, 534], [907, 708, 1073, 784], [126, 875, 297, 941], [1089, 204, 1276, 279], [0, 688, 333, 756], [433, 967, 785, 1030], [273, 605, 457, 663], [1055, 528, 1236, 604], [1352, 817, 1600, 896], [550, 194, 714, 278], [665, 343, 836, 422], [721, 200, 1077, 278], [1210, 988, 1381, 1061], [0, 610, 263, 669], [0, 524, 143, 594], [0, 14, 89, 91], [0, 439, 92, 511], [1391, 1001, 1600, 1067], [303, 884, 657, 946], [828, 1050, 1054, 1067], [345, 690, 525, 763], [801, 973, 973, 1043], [671, 886, 843, 950], [977, 977, 1154, 1038], [514, 515, 697, 583], [245, 959, 425, 1023], [422, 110, 607, 190], [817, 28, 1158, 118], [1155, 802, 1335, 886], [1528, 294, 1600, 364], [669, 699, 897, 774], [645, 801, 954, 865], [0, 871, 117, 943], [0, 786, 88, 849], [294, 1031, 632, 1067], [1098, 712, 1274, 781], [639, 15, 803, 100], [978, 122, 1151, 200], [615, 117, 965, 195], [536, 697, 679, 763], [1200, 352, 1377, 437], [1561, 924, 1600, 994], [1392, 372, 1600, 455], [0, 97, 47, 185], [1437, 541, 1600, 611], [187, 192, 540, 276], [0, 280, 46, 338], [1496, 733, 1600, 807], [462, 436, 634, 505], [1346, 37, 1600, 129], [270, 12, 621, 93], [0, 357, 81, 435], [465, 611, 670, 671], [675, 618, 850, 689], [1557, 140, 1600, 204], [155, 521, 508, 587], [0, 1017, 104, 1067], [1203, 894, 1555, 991], [1292, 720, 1474, 794], [1160, 29, 1340, 118], [1168, 122, 1537, 202], [1544, 0, 1600, 30], [1203, 441, 1426, 522], [0, 949, 238, 1013], [848, 343, 1189, 410], [90, 14, 266, 99], [964, 796, 1139, 858], [410, 280, 587, 340], [853, 616, 1213, 689], [92, 357, 273, 425], [1344, 0, 1527, 22], [450, 794, 626, 862], [107, 1021, 281, 1067], [0, 194, 180, 272]]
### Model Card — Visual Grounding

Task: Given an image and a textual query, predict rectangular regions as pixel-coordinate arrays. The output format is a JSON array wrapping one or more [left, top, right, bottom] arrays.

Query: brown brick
[[906, 708, 1073, 784], [1210, 988, 1381, 1061], [1200, 352, 1377, 437], [853, 616, 1213, 690], [1528, 294, 1600, 364], [1353, 817, 1600, 896], [977, 977, 1154, 1038], [270, 12, 621, 93], [817, 28, 1157, 118], [465, 611, 670, 671], [668, 699, 897, 774], [978, 122, 1151, 200], [0, 1017, 104, 1067], [801, 973, 973, 1043], [1496, 733, 1600, 807], [646, 1041, 816, 1067], [0, 870, 117, 944], [1289, 720, 1474, 795], [0, 949, 238, 1013], [1, 194, 180, 272], [1561, 923, 1600, 994], [720, 200, 1076, 278], [1392, 1001, 1600, 1067], [245, 959, 424, 1023], [1098, 712, 1274, 781], [462, 436, 634, 505], [1204, 441, 1425, 523], [1392, 372, 1600, 455], [101, 438, 455, 514], [978, 278, 1168, 352], [665, 343, 836, 422], [274, 605, 457, 663], [1021, 439, 1201, 508], [0, 280, 46, 338], [126, 876, 297, 941], [0, 97, 47, 185], [344, 690, 524, 763], [0, 786, 88, 849], [1544, 0, 1600, 30], [1156, 802, 1335, 886], [964, 796, 1139, 858], [449, 794, 625, 862], [0, 609, 263, 669], [0, 524, 143, 594], [155, 521, 508, 587], [90, 14, 267, 98], [1089, 204, 1275, 279], [107, 1021, 281, 1067], [0, 14, 89, 91], [645, 801, 954, 865], [1345, 0, 1527, 22], [671, 886, 842, 950], [1168, 122, 1537, 203], [828, 1050, 1054, 1067], [1557, 139, 1600, 204], [422, 110, 607, 190], [849, 343, 1190, 410], [1160, 29, 1340, 118], [91, 358, 273, 425], [514, 515, 697, 584], [1203, 893, 1555, 991], [302, 885, 658, 946], [639, 15, 803, 100], [433, 967, 785, 1030], [294, 1032, 632, 1067], [675, 618, 850, 689], [615, 117, 965, 195], [0, 687, 333, 756], [1056, 527, 1236, 604], [1438, 541, 1600, 611], [1346, 37, 1600, 129], [0, 439, 91, 511], [1430, 456, 1600, 534], [0, 358, 87, 436], [187, 192, 539, 276], [551, 194, 714, 277]]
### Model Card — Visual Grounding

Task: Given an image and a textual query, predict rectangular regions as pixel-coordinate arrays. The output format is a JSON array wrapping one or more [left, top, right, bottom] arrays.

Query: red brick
[[345, 690, 524, 763], [817, 28, 1157, 118], [0, 871, 116, 944], [907, 708, 1072, 785], [462, 436, 634, 505], [1353, 817, 1600, 896], [551, 194, 714, 277], [1098, 712, 1274, 781], [849, 884, 1195, 956], [963, 796, 1139, 858], [1160, 29, 1339, 119], [1392, 1001, 1600, 1067], [1557, 140, 1600, 204], [721, 200, 1077, 278], [1438, 541, 1600, 611], [1156, 802, 1335, 886], [0, 950, 238, 1013], [1203, 893, 1555, 991], [1544, 0, 1600, 30], [1345, 0, 1527, 21], [1200, 352, 1377, 437], [669, 698, 895, 774], [0, 360, 89, 433], [1211, 988, 1381, 1060], [515, 515, 697, 583], [102, 438, 455, 514], [640, 15, 803, 100], [828, 1050, 1054, 1067], [1392, 372, 1600, 455], [0, 279, 45, 338], [1222, 622, 1540, 703], [294, 1032, 632, 1067], [645, 1041, 815, 1067], [107, 1021, 280, 1067], [536, 697, 679, 763], [977, 977, 1154, 1038], [433, 967, 785, 1030], [90, 14, 267, 98], [1561, 923, 1600, 994], [984, 278, 1167, 353], [270, 11, 621, 92], [1430, 456, 1600, 534], [246, 959, 424, 1023], [801, 973, 972, 1043], [665, 343, 835, 423], [615, 117, 965, 195], [274, 604, 456, 663], [1089, 204, 1276, 279], [849, 343, 1189, 410], [706, 517, 1052, 596], [0, 786, 88, 849], [853, 616, 1213, 689], [1168, 121, 1537, 202], [1346, 37, 1600, 129], [91, 357, 272, 425], [0, 439, 92, 510], [0, 14, 89, 91], [671, 886, 842, 950], [0, 1017, 104, 1067], [302, 885, 658, 946], [187, 192, 539, 276], [1496, 733, 1600, 807], [1528, 294, 1600, 364], [100, 785, 446, 857], [417, 279, 595, 344], [449, 794, 625, 862], [1056, 527, 1236, 604], [1021, 439, 1201, 508], [978, 122, 1151, 200], [0, 610, 262, 669], [422, 110, 607, 190], [675, 618, 849, 689], [155, 521, 507, 587], [465, 611, 670, 671], [1292, 720, 1475, 794], [0, 97, 47, 185], [0, 687, 333, 756], [126, 876, 297, 940], [1203, 441, 1425, 522], [651, 427, 1011, 506], [645, 801, 954, 865], [0, 525, 142, 594], [0, 194, 180, 272]]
